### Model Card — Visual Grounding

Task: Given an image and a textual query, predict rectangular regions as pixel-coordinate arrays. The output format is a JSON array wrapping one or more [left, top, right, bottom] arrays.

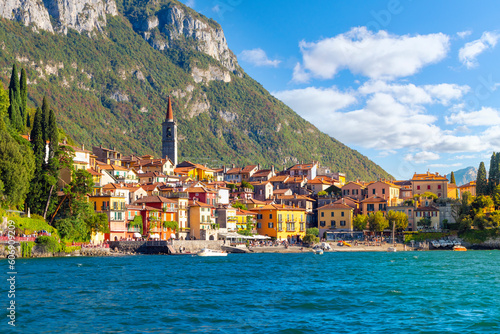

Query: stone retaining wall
[[171, 240, 223, 253]]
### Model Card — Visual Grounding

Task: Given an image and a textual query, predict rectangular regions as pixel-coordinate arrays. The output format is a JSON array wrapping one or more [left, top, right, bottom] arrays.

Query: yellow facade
[[251, 204, 306, 240], [317, 203, 354, 231]]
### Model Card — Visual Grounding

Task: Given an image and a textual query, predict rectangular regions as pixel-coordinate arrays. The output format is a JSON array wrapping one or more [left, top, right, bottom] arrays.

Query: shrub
[[35, 236, 61, 253], [303, 234, 319, 245]]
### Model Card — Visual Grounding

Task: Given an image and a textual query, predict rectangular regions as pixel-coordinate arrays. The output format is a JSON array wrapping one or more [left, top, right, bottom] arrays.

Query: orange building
[[458, 181, 476, 197], [411, 172, 449, 198]]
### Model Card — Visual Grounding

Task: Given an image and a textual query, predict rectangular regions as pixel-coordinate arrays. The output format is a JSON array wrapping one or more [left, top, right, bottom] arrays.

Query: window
[[320, 221, 326, 227], [372, 189, 376, 195], [340, 221, 346, 226], [278, 214, 282, 222], [257, 214, 262, 219], [417, 185, 420, 190], [257, 223, 262, 228], [268, 223, 274, 228], [438, 185, 441, 189], [341, 211, 345, 217], [382, 189, 385, 194], [379, 204, 385, 211], [427, 185, 431, 190], [367, 204, 374, 211], [331, 220, 336, 227], [331, 212, 334, 217], [278, 223, 283, 231], [269, 214, 273, 219], [321, 212, 324, 217]]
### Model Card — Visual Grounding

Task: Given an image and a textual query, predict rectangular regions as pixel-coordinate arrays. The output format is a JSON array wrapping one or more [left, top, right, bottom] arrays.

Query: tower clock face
[[167, 127, 172, 138]]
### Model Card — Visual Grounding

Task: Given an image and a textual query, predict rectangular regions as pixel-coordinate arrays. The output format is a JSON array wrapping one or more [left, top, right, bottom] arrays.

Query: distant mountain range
[[448, 166, 477, 186], [0, 0, 391, 181]]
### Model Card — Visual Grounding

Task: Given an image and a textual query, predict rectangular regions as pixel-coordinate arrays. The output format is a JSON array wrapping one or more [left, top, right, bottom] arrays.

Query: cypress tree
[[30, 108, 45, 167], [41, 96, 50, 143], [20, 68, 27, 126], [450, 171, 456, 184], [8, 64, 20, 102], [488, 152, 497, 193], [7, 89, 22, 132], [47, 109, 59, 159], [26, 112, 31, 128], [476, 162, 488, 196]]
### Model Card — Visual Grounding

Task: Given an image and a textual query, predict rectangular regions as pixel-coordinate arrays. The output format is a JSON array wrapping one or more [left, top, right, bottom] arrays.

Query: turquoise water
[[2, 251, 500, 333]]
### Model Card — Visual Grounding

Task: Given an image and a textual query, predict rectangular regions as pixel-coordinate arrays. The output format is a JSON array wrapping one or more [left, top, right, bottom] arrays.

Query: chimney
[[232, 164, 235, 168], [258, 163, 261, 170], [271, 165, 275, 174], [82, 144, 84, 150], [142, 203, 145, 210]]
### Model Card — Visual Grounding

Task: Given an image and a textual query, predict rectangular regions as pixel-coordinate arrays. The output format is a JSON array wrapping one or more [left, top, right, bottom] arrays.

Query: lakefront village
[[4, 92, 484, 256]]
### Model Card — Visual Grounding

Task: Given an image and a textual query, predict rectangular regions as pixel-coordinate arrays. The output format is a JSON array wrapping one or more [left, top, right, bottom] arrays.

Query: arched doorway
[[209, 235, 215, 240]]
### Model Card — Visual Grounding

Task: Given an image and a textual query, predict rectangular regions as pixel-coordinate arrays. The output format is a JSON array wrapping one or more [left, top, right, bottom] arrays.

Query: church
[[162, 96, 178, 166]]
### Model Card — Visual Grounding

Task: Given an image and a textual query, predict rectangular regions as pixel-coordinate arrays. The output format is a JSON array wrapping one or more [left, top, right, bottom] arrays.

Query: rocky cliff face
[[135, 3, 238, 72], [0, 0, 117, 34]]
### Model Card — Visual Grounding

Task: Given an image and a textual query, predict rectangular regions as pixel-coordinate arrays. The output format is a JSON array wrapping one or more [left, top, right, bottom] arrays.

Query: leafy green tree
[[0, 129, 35, 207], [317, 190, 327, 196], [0, 86, 8, 120], [473, 213, 489, 230], [241, 180, 254, 191], [417, 217, 432, 228], [19, 68, 27, 126], [306, 227, 319, 236], [386, 210, 409, 231], [231, 200, 247, 210], [492, 185, 500, 210], [471, 195, 494, 217], [458, 214, 473, 233], [489, 211, 500, 228], [368, 211, 389, 233], [450, 171, 456, 184], [303, 234, 319, 244], [353, 214, 368, 231], [476, 161, 488, 196]]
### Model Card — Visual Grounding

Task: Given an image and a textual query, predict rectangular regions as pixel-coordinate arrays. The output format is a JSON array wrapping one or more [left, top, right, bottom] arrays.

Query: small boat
[[197, 248, 227, 257], [387, 246, 397, 252], [342, 241, 352, 247], [314, 249, 323, 255], [453, 245, 467, 252]]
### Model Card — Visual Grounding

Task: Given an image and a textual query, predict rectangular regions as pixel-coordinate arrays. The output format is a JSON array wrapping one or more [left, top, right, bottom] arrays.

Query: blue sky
[[180, 0, 500, 180]]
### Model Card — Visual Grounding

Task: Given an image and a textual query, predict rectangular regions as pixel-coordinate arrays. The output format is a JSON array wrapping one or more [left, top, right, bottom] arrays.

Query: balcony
[[164, 192, 189, 199]]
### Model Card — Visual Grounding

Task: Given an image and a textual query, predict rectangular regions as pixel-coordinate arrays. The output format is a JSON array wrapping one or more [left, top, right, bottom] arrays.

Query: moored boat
[[387, 246, 397, 252], [314, 248, 323, 255], [197, 248, 228, 257], [453, 245, 467, 251]]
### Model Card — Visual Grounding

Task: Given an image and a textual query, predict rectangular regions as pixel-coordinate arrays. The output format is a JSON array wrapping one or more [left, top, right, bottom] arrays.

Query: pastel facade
[[366, 181, 401, 206], [317, 203, 354, 237], [250, 204, 306, 242], [341, 182, 367, 202], [411, 172, 449, 198], [189, 200, 218, 240], [458, 181, 476, 197]]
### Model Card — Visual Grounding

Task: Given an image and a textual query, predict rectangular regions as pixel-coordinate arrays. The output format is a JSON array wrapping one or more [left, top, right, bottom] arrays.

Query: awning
[[133, 232, 141, 238], [170, 233, 176, 239], [150, 234, 160, 239]]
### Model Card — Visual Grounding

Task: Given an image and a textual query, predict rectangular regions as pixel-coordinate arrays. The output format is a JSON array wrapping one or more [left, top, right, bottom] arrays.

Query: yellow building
[[317, 203, 354, 232], [235, 209, 257, 232], [458, 181, 476, 197], [189, 200, 218, 240], [447, 183, 458, 199], [89, 193, 127, 241], [250, 204, 306, 242], [175, 161, 215, 181]]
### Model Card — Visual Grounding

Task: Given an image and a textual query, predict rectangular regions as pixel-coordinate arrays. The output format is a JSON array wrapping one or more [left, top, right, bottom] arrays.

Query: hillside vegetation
[[0, 0, 391, 180]]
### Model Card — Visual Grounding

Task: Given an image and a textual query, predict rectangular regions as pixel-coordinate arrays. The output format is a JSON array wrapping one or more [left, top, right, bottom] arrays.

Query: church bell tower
[[162, 96, 178, 166]]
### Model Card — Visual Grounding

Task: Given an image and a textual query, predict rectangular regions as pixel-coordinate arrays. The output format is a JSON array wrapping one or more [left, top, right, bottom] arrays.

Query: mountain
[[448, 167, 477, 186], [0, 0, 391, 181]]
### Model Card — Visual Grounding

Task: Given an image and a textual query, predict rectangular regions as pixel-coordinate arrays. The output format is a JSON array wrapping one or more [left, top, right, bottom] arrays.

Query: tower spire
[[166, 96, 174, 121]]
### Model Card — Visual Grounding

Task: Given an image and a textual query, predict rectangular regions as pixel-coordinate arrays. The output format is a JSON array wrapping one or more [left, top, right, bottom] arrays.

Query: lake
[[2, 251, 500, 333]]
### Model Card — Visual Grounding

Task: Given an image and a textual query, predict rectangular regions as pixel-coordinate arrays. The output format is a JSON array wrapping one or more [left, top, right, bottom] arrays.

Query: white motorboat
[[197, 248, 227, 257], [314, 248, 323, 255], [387, 246, 397, 252]]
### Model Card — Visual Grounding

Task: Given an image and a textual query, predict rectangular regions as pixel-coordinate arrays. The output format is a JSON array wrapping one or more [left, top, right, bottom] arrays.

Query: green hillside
[[0, 0, 391, 181]]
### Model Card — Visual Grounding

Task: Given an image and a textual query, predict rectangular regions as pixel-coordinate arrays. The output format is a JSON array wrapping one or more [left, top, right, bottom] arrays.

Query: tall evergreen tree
[[19, 68, 27, 126], [476, 162, 488, 196], [30, 108, 45, 167], [7, 89, 22, 131], [47, 109, 59, 159], [8, 64, 20, 102], [488, 152, 497, 194], [450, 171, 456, 184]]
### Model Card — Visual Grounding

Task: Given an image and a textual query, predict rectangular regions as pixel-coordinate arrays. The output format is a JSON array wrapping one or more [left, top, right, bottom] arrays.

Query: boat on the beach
[[453, 245, 467, 251], [387, 246, 397, 252], [314, 249, 323, 255], [197, 248, 227, 257]]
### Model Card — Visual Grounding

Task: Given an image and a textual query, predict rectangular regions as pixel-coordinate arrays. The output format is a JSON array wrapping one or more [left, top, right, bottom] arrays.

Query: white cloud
[[273, 86, 356, 118], [239, 48, 280, 67], [452, 155, 477, 160], [405, 151, 440, 163], [446, 107, 500, 126], [212, 5, 220, 12], [359, 81, 469, 106], [457, 31, 472, 39], [293, 27, 449, 82], [459, 31, 500, 68], [185, 0, 195, 8], [428, 163, 463, 168]]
